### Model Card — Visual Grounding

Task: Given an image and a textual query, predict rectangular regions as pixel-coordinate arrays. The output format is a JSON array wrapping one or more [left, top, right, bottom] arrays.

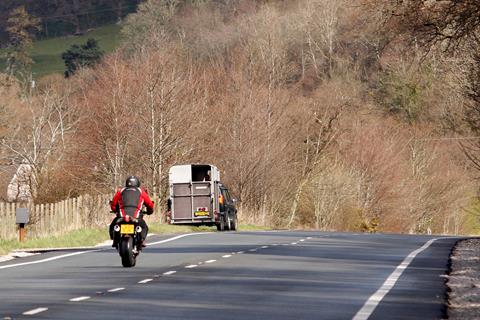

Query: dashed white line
[[291, 242, 298, 245], [307, 237, 312, 239], [185, 264, 198, 268], [352, 238, 442, 320], [163, 270, 177, 275], [249, 249, 257, 252], [138, 278, 153, 284], [108, 288, 125, 292], [205, 260, 217, 264], [261, 246, 269, 249], [222, 254, 232, 258], [237, 251, 245, 254], [23, 307, 48, 315], [69, 296, 90, 302], [299, 239, 306, 242]]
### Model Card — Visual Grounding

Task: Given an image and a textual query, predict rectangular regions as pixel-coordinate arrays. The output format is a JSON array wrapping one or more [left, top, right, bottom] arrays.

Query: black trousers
[[109, 217, 148, 241]]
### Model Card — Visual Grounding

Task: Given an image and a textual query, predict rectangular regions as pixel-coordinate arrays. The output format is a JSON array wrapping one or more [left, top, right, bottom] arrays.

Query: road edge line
[[352, 237, 443, 320], [0, 232, 210, 270]]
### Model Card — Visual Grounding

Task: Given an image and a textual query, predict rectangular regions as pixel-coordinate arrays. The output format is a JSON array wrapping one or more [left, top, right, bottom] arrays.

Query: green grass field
[[0, 24, 122, 78]]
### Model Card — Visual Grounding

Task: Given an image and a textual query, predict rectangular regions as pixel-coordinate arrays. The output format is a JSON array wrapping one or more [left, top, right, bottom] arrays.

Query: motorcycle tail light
[[135, 226, 142, 233], [114, 225, 120, 232]]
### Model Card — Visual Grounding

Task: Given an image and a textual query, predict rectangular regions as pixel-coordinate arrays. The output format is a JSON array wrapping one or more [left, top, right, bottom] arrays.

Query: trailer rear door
[[171, 182, 213, 222]]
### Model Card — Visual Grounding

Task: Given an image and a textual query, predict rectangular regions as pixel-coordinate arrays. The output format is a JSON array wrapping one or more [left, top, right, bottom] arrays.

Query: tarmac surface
[[0, 231, 460, 320]]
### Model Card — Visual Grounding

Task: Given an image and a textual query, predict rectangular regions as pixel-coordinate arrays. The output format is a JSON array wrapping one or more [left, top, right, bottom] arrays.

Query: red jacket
[[111, 187, 154, 219]]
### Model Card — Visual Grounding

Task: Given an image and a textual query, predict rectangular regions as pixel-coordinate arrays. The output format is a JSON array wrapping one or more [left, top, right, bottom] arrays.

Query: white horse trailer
[[167, 164, 237, 231]]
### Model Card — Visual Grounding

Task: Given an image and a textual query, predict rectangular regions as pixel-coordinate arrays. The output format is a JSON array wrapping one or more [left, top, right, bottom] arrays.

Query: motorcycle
[[112, 214, 146, 268]]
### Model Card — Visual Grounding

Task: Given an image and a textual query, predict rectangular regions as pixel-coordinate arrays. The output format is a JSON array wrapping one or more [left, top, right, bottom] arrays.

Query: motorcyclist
[[109, 176, 154, 248]]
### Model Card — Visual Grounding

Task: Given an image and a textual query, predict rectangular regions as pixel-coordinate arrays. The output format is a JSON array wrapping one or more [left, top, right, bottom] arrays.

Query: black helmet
[[125, 176, 140, 188]]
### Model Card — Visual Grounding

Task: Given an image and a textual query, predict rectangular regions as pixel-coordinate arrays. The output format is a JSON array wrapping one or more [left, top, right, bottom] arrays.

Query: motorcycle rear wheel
[[119, 237, 136, 268]]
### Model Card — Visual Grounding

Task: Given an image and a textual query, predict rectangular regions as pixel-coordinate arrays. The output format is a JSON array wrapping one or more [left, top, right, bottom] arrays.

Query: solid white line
[[138, 278, 153, 284], [205, 260, 216, 264], [185, 264, 198, 269], [353, 238, 441, 320], [222, 254, 232, 258], [148, 233, 212, 246], [0, 249, 103, 270], [0, 233, 211, 271], [163, 271, 176, 275], [69, 296, 90, 302], [108, 288, 125, 292], [23, 307, 48, 315]]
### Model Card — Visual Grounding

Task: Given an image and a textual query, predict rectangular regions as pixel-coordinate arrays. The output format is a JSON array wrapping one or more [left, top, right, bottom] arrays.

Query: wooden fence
[[0, 194, 164, 241]]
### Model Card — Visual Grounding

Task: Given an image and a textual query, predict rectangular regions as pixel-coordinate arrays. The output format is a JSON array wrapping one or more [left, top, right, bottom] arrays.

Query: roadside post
[[16, 208, 29, 242]]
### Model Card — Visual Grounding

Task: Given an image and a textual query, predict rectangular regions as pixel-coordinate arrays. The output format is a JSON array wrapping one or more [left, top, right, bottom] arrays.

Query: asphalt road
[[0, 231, 459, 320]]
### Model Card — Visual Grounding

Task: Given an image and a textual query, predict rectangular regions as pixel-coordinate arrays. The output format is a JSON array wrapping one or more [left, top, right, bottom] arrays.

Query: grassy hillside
[[0, 24, 122, 78]]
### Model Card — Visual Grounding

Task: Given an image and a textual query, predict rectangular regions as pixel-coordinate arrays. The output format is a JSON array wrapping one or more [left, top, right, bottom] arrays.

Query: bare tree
[[1, 83, 78, 201]]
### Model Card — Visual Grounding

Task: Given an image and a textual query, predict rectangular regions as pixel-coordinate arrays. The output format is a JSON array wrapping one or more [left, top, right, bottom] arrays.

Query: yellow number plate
[[121, 224, 134, 234], [194, 211, 209, 217]]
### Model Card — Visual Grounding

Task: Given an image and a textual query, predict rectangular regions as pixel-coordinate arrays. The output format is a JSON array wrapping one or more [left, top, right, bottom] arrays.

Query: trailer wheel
[[216, 216, 225, 231]]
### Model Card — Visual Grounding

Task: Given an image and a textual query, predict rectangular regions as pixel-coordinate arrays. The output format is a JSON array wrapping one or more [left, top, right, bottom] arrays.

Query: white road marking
[[291, 242, 298, 245], [23, 307, 48, 315], [237, 251, 245, 254], [138, 278, 153, 284], [205, 260, 216, 264], [1, 233, 211, 271], [163, 271, 177, 275], [0, 249, 103, 270], [299, 239, 306, 242], [108, 288, 125, 292], [185, 264, 198, 268], [69, 296, 90, 302], [249, 249, 257, 252], [261, 246, 269, 249], [353, 238, 442, 320], [148, 233, 212, 246], [222, 255, 232, 258], [307, 237, 312, 239]]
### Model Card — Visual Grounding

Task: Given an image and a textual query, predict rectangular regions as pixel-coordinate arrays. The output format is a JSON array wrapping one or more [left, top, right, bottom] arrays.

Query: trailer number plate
[[194, 211, 209, 217]]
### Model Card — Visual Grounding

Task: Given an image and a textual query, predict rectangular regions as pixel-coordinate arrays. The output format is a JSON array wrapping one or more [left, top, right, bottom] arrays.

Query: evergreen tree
[[61, 38, 104, 77], [4, 6, 41, 77]]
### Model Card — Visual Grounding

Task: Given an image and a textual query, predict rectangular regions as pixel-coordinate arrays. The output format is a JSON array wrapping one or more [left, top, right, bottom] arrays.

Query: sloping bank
[[447, 238, 480, 319]]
